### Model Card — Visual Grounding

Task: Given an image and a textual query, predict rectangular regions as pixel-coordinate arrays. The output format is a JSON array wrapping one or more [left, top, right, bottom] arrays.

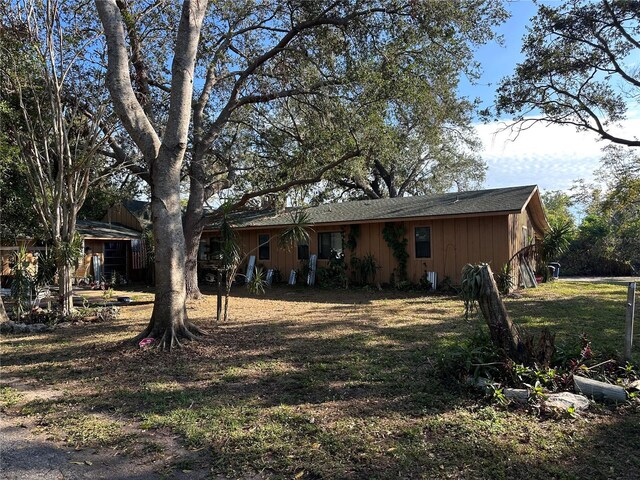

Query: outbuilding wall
[[508, 205, 544, 286]]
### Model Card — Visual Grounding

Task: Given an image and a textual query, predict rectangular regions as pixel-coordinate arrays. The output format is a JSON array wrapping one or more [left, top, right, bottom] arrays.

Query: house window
[[297, 240, 309, 260], [318, 232, 342, 259], [258, 234, 270, 260], [415, 227, 431, 258], [198, 239, 209, 261], [209, 236, 222, 260]]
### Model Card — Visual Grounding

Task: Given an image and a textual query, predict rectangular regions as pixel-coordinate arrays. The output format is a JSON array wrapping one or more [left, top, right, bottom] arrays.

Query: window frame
[[414, 226, 432, 259], [258, 233, 270, 260], [317, 231, 342, 260], [297, 239, 309, 260]]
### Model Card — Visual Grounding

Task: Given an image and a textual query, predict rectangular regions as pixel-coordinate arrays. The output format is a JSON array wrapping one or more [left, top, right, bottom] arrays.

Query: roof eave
[[203, 209, 524, 232], [82, 236, 139, 240], [521, 186, 550, 234]]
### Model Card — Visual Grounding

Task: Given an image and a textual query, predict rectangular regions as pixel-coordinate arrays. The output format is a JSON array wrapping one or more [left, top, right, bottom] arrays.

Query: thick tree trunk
[[183, 161, 207, 300], [184, 230, 203, 300], [97, 0, 209, 349], [57, 260, 74, 316], [134, 150, 206, 349], [475, 265, 555, 366]]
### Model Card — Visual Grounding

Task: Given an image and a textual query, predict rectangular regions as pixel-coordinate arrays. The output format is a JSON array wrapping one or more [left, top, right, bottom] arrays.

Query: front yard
[[1, 281, 639, 479]]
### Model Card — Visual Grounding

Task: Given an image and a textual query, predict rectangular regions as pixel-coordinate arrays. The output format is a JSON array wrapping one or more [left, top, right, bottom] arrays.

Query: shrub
[[419, 272, 432, 291], [316, 250, 348, 288], [495, 263, 514, 294], [247, 267, 267, 295], [350, 253, 379, 285]]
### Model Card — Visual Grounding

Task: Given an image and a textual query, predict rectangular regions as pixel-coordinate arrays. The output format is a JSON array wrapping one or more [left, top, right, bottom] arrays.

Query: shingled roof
[[77, 220, 141, 239], [217, 185, 542, 230]]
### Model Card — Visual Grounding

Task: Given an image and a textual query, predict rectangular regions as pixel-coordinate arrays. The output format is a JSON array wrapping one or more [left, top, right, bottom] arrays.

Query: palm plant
[[538, 221, 574, 280], [540, 221, 573, 263], [278, 211, 311, 250], [216, 208, 311, 322], [10, 246, 35, 318]]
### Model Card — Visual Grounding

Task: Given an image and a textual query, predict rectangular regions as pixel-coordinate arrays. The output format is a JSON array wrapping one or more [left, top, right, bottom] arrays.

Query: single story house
[[1, 202, 149, 286], [76, 220, 147, 282], [200, 185, 548, 285]]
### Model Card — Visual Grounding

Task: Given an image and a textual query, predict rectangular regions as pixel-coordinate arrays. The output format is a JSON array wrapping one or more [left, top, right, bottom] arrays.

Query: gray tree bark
[[97, 0, 209, 348], [476, 264, 555, 366], [183, 156, 208, 300], [477, 265, 527, 363], [57, 257, 74, 315]]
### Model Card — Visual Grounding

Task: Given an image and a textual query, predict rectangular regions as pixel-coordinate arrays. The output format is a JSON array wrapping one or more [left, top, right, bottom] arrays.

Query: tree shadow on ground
[[2, 287, 639, 478]]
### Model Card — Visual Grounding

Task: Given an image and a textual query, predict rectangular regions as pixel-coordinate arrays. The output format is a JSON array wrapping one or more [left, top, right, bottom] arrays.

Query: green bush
[[316, 251, 347, 288], [350, 253, 379, 285]]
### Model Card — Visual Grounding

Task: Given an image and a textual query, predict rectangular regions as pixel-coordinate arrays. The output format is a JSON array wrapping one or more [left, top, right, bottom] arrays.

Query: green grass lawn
[[1, 280, 639, 479]]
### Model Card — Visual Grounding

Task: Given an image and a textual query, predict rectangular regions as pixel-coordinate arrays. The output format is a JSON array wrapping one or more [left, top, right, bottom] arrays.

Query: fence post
[[625, 282, 636, 362]]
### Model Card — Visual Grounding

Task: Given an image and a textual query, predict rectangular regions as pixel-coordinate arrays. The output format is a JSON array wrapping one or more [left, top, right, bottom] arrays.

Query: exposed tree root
[[186, 288, 203, 301], [132, 317, 206, 351]]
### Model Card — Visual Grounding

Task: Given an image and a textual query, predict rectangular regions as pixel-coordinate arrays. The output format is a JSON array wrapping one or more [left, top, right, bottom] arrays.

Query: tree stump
[[475, 264, 555, 366]]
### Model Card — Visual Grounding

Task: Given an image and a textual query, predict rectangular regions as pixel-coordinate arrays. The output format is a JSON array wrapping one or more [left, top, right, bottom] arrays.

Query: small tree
[[217, 210, 310, 323], [1, 1, 124, 315]]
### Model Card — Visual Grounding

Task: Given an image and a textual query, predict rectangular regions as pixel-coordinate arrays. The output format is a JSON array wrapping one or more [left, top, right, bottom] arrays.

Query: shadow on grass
[[3, 286, 639, 478]]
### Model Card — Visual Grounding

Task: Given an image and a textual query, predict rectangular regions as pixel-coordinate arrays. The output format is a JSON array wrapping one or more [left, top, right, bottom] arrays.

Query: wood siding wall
[[404, 216, 510, 284], [202, 214, 511, 285], [102, 205, 142, 231], [1, 240, 39, 281], [508, 207, 538, 286]]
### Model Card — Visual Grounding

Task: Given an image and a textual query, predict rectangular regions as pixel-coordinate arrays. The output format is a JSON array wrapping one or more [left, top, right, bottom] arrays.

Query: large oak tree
[[97, 1, 508, 300], [97, 0, 507, 347]]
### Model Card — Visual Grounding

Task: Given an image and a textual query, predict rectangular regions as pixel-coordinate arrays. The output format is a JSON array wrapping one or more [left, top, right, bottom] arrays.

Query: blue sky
[[462, 0, 638, 193]]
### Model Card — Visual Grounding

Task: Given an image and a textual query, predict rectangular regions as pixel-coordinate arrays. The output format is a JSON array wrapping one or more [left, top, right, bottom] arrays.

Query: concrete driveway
[[560, 276, 639, 285]]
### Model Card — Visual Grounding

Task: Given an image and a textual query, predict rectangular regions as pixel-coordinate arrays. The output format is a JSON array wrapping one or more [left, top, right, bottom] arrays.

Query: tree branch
[[204, 149, 362, 224], [95, 0, 161, 161]]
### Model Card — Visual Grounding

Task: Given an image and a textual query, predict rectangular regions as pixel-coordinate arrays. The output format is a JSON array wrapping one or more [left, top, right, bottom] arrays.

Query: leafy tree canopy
[[560, 145, 640, 274], [496, 0, 640, 147], [541, 190, 576, 230], [0, 129, 43, 240]]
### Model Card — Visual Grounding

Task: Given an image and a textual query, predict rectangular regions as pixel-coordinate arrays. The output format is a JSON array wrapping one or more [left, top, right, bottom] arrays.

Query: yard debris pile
[[469, 372, 637, 414], [0, 320, 51, 334], [458, 263, 639, 415], [0, 304, 119, 335]]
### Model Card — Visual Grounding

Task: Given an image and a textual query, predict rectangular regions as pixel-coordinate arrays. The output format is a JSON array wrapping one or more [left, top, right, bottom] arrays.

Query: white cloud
[[476, 119, 640, 192]]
